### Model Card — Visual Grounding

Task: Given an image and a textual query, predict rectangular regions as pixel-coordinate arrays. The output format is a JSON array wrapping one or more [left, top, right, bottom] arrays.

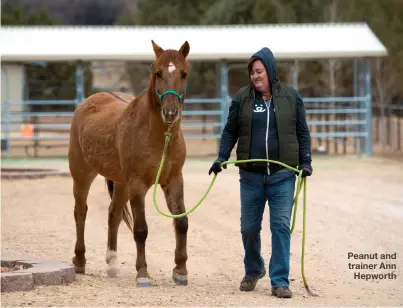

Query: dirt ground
[[1, 155, 403, 307]]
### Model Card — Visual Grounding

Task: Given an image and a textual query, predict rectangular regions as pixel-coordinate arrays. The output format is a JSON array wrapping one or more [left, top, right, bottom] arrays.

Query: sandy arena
[[1, 155, 402, 307]]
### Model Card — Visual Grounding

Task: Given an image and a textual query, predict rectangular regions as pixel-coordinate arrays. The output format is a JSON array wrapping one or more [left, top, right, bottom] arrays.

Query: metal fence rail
[[1, 97, 228, 157], [1, 94, 373, 158]]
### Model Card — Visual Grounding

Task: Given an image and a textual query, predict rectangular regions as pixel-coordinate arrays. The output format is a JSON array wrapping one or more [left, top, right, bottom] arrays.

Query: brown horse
[[68, 40, 191, 286]]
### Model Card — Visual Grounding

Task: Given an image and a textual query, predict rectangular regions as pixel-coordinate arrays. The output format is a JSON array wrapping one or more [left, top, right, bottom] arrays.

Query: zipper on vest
[[265, 98, 271, 175]]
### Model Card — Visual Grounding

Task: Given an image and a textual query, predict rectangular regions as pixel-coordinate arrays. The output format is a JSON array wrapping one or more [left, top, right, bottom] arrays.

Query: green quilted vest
[[235, 81, 299, 169]]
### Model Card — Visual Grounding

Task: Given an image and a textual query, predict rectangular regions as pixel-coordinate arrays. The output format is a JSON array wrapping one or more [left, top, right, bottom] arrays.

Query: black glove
[[208, 158, 227, 175], [297, 164, 312, 177]]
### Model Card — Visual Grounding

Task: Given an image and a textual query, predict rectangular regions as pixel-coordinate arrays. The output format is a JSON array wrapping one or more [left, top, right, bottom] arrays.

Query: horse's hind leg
[[161, 172, 189, 286], [71, 170, 97, 274], [105, 180, 129, 278]]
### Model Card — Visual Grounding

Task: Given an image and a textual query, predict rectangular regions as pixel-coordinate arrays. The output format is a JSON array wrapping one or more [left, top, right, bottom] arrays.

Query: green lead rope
[[152, 129, 318, 297]]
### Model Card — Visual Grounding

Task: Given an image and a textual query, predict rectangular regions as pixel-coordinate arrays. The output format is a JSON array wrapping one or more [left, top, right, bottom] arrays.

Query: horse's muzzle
[[161, 108, 180, 124]]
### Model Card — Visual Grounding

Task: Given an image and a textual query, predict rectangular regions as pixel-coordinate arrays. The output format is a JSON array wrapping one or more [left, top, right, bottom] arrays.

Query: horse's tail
[[105, 178, 134, 235]]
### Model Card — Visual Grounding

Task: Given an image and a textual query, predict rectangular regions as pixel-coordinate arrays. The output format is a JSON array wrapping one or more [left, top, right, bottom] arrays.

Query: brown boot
[[271, 286, 293, 298], [239, 269, 266, 291]]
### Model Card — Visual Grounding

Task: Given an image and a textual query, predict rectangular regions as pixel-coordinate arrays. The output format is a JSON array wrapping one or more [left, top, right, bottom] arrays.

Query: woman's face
[[250, 60, 269, 93]]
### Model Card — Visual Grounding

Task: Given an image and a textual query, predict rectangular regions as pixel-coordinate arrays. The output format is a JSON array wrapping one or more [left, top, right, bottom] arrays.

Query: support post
[[216, 62, 222, 98], [364, 58, 373, 156], [1, 64, 11, 158], [218, 61, 229, 154], [293, 60, 299, 90], [75, 61, 85, 106], [353, 58, 358, 154], [358, 58, 367, 155]]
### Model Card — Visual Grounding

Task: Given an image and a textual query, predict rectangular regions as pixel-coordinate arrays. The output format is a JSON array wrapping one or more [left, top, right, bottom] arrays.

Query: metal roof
[[0, 23, 388, 62]]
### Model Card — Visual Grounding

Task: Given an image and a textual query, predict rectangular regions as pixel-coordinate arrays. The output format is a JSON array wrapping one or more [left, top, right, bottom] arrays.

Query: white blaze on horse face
[[168, 61, 176, 73]]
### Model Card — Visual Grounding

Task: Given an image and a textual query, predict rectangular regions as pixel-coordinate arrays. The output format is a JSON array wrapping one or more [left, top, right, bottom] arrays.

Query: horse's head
[[151, 40, 190, 125]]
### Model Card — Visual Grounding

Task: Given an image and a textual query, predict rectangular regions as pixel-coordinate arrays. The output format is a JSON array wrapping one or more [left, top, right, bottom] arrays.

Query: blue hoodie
[[217, 47, 312, 173], [248, 48, 280, 172]]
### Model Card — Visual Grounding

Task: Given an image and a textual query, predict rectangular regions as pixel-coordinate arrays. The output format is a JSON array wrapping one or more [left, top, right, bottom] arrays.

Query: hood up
[[248, 47, 277, 91]]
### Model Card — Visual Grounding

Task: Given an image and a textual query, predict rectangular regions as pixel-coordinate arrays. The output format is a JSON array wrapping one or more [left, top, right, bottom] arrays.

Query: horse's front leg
[[161, 172, 189, 286], [129, 180, 152, 286]]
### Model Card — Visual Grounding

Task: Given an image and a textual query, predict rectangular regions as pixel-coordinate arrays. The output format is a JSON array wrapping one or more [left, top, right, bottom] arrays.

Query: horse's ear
[[151, 40, 164, 58], [179, 41, 190, 58]]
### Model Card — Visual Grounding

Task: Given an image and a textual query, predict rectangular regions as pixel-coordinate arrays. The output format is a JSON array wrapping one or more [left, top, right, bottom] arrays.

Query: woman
[[208, 47, 313, 298]]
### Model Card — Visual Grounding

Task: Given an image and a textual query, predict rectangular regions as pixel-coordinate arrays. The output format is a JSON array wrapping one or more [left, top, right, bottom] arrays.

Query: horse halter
[[155, 84, 187, 104]]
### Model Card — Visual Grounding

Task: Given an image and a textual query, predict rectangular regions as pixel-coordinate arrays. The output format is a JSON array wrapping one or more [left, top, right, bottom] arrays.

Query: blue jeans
[[239, 168, 296, 287]]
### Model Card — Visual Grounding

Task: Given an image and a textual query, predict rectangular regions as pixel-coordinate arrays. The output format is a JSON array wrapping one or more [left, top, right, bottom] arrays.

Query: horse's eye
[[155, 71, 162, 79], [181, 72, 187, 79]]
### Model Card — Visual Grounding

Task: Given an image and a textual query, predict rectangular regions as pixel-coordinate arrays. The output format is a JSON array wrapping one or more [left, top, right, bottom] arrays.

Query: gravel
[[1, 156, 402, 306]]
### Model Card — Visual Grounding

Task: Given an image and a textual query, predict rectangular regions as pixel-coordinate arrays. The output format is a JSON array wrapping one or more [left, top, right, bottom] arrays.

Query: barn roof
[[0, 23, 388, 62]]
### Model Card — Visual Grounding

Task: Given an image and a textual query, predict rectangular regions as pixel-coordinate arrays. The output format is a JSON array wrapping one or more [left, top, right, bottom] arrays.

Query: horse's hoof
[[136, 277, 152, 287], [172, 272, 188, 286], [74, 265, 86, 274], [72, 256, 86, 274], [107, 266, 119, 278]]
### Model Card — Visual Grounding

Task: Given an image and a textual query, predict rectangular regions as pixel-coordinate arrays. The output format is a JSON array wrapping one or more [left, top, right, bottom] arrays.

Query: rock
[[1, 256, 76, 293]]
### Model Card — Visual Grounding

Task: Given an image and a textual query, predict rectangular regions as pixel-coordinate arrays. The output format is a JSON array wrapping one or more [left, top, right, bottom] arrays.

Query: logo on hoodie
[[253, 103, 266, 113]]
